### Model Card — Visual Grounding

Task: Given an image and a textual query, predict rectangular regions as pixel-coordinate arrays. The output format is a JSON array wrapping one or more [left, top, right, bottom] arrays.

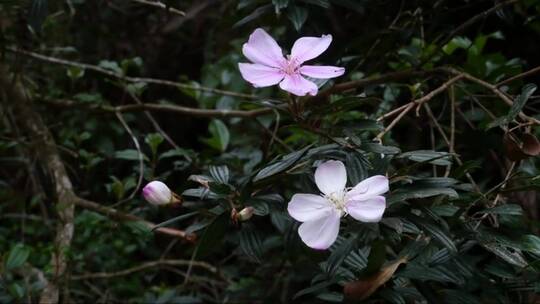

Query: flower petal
[[347, 175, 389, 201], [287, 194, 333, 222], [142, 181, 172, 205], [299, 65, 345, 79], [242, 28, 285, 68], [238, 63, 285, 87], [291, 34, 332, 64], [298, 209, 341, 250], [279, 74, 318, 96], [345, 196, 386, 222], [315, 160, 347, 195]]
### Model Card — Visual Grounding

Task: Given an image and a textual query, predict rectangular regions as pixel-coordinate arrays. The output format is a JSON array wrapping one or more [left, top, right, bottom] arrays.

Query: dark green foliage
[[1, 0, 540, 303]]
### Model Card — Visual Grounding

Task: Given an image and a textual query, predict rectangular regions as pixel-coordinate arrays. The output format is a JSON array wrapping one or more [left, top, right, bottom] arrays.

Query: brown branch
[[442, 67, 540, 125], [71, 259, 217, 280], [40, 98, 273, 118], [317, 69, 435, 98], [6, 47, 257, 100], [496, 65, 540, 87], [130, 0, 186, 16], [73, 197, 195, 241], [375, 75, 463, 140]]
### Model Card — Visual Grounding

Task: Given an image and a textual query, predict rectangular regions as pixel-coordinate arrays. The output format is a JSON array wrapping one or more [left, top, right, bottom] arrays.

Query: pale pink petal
[[314, 160, 347, 195], [287, 194, 333, 222], [278, 74, 318, 96], [299, 65, 345, 79], [298, 209, 341, 249], [345, 196, 386, 222], [291, 34, 332, 63], [242, 28, 285, 68], [346, 175, 389, 201], [238, 63, 285, 87], [142, 181, 172, 205]]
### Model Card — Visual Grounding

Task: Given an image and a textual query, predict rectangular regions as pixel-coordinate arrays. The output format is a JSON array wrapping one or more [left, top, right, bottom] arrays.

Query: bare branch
[[6, 47, 257, 100], [40, 98, 273, 118], [73, 197, 195, 241], [130, 0, 186, 16], [496, 65, 540, 87], [443, 67, 540, 125], [375, 75, 463, 140], [71, 259, 219, 280]]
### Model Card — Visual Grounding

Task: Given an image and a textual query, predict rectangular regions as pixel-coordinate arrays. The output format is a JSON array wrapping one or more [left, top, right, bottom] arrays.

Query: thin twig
[[71, 259, 218, 280], [423, 103, 481, 192], [6, 47, 257, 100], [444, 85, 455, 177], [375, 75, 463, 140], [40, 98, 273, 118], [130, 0, 186, 16], [126, 90, 180, 150], [496, 65, 540, 87], [114, 112, 144, 205], [443, 67, 540, 125], [73, 197, 195, 241]]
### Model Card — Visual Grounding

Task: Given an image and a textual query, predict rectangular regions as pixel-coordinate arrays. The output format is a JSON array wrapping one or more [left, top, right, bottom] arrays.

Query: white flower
[[142, 181, 175, 206], [237, 207, 255, 221], [287, 160, 389, 250]]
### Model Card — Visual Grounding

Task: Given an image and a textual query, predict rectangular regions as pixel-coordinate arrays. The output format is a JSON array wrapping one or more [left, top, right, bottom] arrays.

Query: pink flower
[[287, 160, 389, 250], [238, 28, 345, 96], [142, 181, 179, 206]]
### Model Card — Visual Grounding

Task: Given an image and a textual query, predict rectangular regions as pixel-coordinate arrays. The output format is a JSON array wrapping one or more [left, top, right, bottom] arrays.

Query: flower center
[[324, 190, 347, 215], [281, 55, 300, 76]]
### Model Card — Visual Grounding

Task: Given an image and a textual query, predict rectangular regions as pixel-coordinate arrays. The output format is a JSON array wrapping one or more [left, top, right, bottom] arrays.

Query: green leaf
[[346, 152, 368, 185], [209, 165, 230, 184], [272, 0, 289, 11], [326, 235, 357, 276], [152, 211, 199, 231], [387, 187, 458, 205], [482, 204, 523, 216], [521, 235, 540, 255], [145, 133, 164, 156], [293, 280, 336, 300], [203, 119, 230, 152], [409, 215, 457, 252], [239, 223, 264, 263], [124, 220, 152, 235], [98, 60, 123, 74], [316, 292, 344, 302], [233, 4, 272, 28], [398, 150, 452, 166], [481, 243, 528, 268], [361, 143, 401, 155], [114, 149, 147, 161], [8, 282, 24, 299], [5, 243, 31, 270], [364, 239, 386, 275], [66, 66, 85, 79], [398, 264, 463, 284], [442, 36, 472, 55], [300, 0, 330, 8], [195, 213, 229, 258], [287, 6, 308, 31], [487, 84, 537, 129], [253, 145, 311, 182]]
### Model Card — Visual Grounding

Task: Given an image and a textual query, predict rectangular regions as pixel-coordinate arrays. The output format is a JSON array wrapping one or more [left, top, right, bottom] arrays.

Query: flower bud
[[142, 181, 181, 206], [237, 207, 255, 222]]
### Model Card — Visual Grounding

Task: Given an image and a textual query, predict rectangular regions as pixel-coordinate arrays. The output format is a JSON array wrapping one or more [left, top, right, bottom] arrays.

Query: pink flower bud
[[142, 181, 180, 206], [237, 207, 255, 221]]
